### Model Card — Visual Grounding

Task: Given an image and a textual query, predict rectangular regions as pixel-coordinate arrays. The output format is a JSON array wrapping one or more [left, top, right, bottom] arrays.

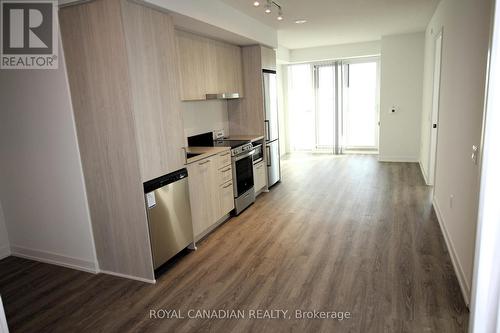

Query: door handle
[[433, 123, 437, 129], [265, 120, 270, 141], [266, 146, 271, 167]]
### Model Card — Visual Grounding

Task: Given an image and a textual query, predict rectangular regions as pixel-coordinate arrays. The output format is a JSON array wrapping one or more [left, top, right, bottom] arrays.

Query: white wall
[[0, 201, 10, 260], [379, 32, 425, 162], [182, 100, 229, 140], [277, 45, 291, 64], [0, 40, 98, 272], [289, 40, 381, 64], [419, 0, 492, 304]]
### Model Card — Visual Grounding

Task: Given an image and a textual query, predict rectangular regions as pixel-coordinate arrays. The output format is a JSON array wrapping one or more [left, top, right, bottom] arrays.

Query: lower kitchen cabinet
[[219, 180, 235, 218], [253, 160, 267, 194], [187, 150, 234, 239]]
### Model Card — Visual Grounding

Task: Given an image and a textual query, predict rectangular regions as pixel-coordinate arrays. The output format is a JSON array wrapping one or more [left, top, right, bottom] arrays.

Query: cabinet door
[[261, 46, 276, 71], [121, 2, 185, 181], [187, 157, 217, 237], [176, 31, 216, 100], [177, 31, 243, 100], [219, 181, 235, 217], [214, 41, 243, 95], [254, 160, 267, 193]]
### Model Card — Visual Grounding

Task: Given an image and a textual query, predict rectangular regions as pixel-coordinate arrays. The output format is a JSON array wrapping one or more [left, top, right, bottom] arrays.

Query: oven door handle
[[233, 149, 255, 162]]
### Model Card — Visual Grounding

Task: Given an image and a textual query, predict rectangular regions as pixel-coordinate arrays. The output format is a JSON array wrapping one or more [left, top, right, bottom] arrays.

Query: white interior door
[[428, 31, 443, 185]]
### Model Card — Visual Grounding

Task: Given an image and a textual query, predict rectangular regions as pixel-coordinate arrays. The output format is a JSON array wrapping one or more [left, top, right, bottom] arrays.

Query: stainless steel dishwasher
[[143, 168, 194, 271]]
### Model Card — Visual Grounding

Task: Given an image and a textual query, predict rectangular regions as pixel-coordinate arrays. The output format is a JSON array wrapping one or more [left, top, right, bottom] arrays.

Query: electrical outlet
[[449, 195, 454, 209]]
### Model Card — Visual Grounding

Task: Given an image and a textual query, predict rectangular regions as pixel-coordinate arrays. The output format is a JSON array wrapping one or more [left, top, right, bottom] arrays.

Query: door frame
[[428, 28, 444, 186]]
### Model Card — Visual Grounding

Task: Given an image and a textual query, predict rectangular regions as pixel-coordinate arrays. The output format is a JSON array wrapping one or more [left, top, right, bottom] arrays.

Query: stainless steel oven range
[[228, 141, 256, 215]]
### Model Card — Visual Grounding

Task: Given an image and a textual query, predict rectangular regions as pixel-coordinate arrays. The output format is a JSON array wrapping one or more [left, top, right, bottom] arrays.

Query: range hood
[[205, 93, 240, 100]]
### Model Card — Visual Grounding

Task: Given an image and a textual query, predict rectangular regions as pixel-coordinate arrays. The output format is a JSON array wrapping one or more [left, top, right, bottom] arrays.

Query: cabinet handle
[[198, 160, 210, 166], [221, 167, 231, 172], [223, 182, 233, 189], [220, 152, 230, 157]]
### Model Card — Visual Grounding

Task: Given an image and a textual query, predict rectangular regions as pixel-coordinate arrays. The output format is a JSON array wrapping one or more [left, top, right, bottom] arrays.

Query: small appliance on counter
[[143, 168, 194, 274], [187, 132, 256, 215]]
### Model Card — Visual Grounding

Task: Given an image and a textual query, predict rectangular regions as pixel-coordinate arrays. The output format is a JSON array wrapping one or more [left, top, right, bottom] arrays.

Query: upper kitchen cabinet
[[59, 0, 186, 282], [121, 0, 185, 181], [261, 46, 277, 71], [228, 45, 276, 136], [176, 30, 244, 100]]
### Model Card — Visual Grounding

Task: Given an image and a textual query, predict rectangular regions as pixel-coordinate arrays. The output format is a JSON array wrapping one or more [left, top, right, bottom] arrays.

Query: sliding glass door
[[315, 64, 338, 150], [288, 58, 379, 154], [288, 64, 315, 151], [342, 59, 379, 151]]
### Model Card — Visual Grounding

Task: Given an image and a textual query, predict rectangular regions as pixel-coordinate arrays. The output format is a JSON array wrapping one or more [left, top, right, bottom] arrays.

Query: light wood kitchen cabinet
[[253, 160, 267, 194], [261, 46, 277, 71], [59, 0, 186, 281], [176, 30, 243, 100], [187, 157, 218, 236], [175, 31, 217, 100], [214, 40, 244, 95], [219, 181, 235, 218], [228, 45, 276, 136], [121, 0, 185, 182], [187, 150, 234, 239]]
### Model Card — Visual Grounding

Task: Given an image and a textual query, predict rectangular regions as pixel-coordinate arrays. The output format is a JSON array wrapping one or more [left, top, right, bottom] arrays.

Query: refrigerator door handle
[[265, 120, 270, 142], [266, 145, 271, 167]]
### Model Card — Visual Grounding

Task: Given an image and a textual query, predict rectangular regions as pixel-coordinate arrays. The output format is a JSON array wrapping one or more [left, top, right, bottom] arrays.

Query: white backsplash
[[181, 100, 229, 145]]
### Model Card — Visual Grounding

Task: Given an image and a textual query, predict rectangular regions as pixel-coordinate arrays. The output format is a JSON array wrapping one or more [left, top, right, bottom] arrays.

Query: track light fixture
[[277, 8, 283, 20], [252, 0, 283, 21], [265, 0, 271, 14]]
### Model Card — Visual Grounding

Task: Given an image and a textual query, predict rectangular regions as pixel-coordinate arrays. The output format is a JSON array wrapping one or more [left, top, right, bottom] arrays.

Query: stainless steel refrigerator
[[263, 70, 281, 187]]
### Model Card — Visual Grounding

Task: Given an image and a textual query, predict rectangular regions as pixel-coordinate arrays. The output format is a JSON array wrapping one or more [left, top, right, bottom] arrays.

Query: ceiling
[[220, 0, 440, 49]]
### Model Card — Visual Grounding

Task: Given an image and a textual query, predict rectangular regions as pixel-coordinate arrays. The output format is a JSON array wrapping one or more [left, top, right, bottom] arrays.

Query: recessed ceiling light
[[277, 15, 283, 21], [253, 1, 260, 6], [294, 19, 307, 24], [265, 6, 271, 13]]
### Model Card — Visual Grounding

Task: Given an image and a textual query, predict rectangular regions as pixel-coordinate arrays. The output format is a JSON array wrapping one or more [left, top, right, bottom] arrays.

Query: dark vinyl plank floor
[[0, 154, 468, 332]]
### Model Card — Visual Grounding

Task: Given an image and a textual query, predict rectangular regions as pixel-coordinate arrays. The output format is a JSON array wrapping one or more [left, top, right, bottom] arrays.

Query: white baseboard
[[432, 199, 471, 306], [0, 244, 10, 260], [99, 270, 156, 284], [378, 155, 419, 163], [10, 245, 98, 274], [419, 160, 430, 185]]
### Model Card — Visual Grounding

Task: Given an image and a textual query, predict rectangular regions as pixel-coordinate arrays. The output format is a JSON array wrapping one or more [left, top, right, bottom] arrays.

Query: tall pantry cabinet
[[59, 0, 185, 281]]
